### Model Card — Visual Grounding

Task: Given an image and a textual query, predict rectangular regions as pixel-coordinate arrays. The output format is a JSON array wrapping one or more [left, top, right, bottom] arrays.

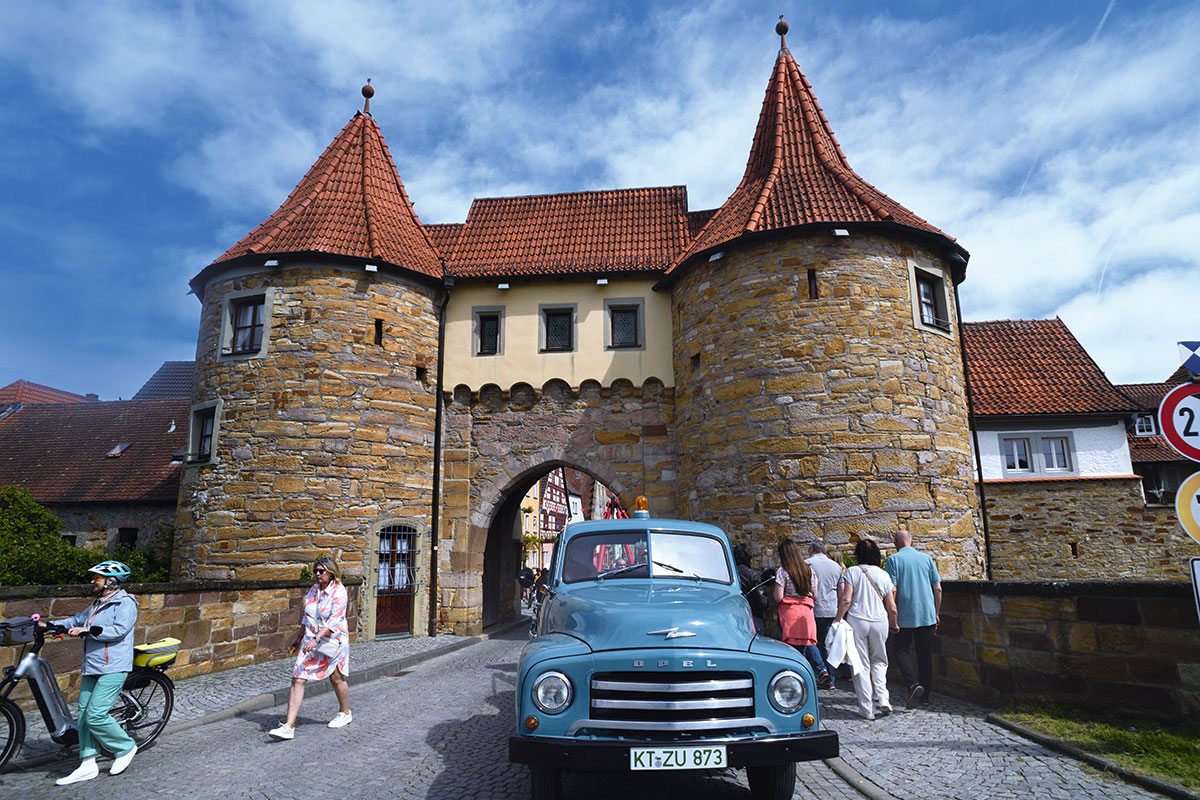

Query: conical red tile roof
[[212, 112, 441, 279], [669, 44, 957, 273]]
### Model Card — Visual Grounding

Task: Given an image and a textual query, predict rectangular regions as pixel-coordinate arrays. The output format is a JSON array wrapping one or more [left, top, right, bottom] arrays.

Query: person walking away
[[885, 528, 941, 708], [775, 539, 832, 688], [270, 556, 352, 739], [834, 539, 898, 720], [806, 542, 843, 687], [45, 560, 140, 785]]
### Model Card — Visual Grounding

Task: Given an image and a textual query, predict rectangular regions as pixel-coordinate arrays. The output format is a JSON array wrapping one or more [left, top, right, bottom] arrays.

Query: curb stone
[[987, 713, 1199, 800], [2, 619, 526, 773], [824, 756, 901, 800]]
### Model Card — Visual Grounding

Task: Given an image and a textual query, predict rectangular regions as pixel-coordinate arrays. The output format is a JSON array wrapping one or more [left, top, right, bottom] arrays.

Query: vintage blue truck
[[509, 499, 838, 799]]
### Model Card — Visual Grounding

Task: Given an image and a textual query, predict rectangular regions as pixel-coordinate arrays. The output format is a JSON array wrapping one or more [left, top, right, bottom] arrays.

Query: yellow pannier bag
[[134, 637, 181, 668]]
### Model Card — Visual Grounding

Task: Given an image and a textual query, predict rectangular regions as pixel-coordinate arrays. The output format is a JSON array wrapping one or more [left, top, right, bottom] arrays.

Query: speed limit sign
[[1159, 383, 1200, 462]]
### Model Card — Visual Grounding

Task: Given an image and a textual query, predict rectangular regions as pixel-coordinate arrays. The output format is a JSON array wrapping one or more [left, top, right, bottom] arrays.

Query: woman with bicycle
[[44, 560, 140, 785], [270, 556, 351, 740]]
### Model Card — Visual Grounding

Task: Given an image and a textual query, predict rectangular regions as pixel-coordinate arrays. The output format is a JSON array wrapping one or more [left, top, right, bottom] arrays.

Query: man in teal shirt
[[886, 529, 941, 708]]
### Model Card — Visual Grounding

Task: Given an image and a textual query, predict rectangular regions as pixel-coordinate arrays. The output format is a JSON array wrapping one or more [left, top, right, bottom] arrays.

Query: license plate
[[629, 745, 726, 771]]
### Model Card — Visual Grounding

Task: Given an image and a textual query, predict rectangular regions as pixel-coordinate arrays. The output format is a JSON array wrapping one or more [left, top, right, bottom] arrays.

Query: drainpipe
[[429, 276, 453, 636], [953, 281, 993, 580]]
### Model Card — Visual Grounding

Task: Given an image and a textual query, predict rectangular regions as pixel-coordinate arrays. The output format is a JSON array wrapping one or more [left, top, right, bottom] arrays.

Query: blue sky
[[1, 1, 1197, 399]]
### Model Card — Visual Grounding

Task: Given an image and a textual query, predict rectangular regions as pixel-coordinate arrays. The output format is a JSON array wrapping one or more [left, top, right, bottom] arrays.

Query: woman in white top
[[834, 538, 899, 720]]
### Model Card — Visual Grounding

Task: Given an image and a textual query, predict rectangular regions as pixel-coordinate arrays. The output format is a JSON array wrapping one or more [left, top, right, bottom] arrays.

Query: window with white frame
[[473, 307, 503, 356], [1000, 432, 1079, 478], [188, 400, 221, 464], [604, 298, 645, 350], [1134, 413, 1157, 436], [1135, 463, 1183, 505], [907, 259, 952, 335], [540, 305, 575, 352], [220, 288, 273, 359]]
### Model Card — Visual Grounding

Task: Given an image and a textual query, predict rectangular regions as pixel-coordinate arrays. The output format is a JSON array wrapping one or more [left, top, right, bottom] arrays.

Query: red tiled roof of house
[[1166, 364, 1197, 384], [212, 112, 441, 279], [443, 186, 691, 278], [1115, 382, 1171, 411], [133, 361, 195, 400], [0, 380, 92, 404], [1128, 435, 1185, 463], [424, 223, 463, 257], [963, 319, 1138, 416], [0, 400, 188, 504], [669, 43, 955, 274]]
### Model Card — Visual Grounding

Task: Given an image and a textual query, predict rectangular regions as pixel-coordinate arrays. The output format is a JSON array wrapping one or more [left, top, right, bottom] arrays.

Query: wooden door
[[375, 525, 417, 637]]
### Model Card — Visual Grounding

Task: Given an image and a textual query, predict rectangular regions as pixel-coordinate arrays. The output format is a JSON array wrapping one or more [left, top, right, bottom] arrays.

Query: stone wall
[[670, 232, 983, 577], [51, 502, 175, 552], [935, 580, 1200, 718], [984, 477, 1199, 580], [439, 378, 676, 634], [0, 579, 358, 704], [175, 263, 440, 622]]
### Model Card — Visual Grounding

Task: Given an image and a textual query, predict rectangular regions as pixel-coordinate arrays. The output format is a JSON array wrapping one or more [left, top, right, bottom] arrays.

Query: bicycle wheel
[[111, 671, 173, 748], [0, 696, 26, 770]]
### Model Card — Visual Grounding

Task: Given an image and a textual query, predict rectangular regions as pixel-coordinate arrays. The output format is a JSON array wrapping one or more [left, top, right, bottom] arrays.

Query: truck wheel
[[746, 762, 796, 800], [530, 765, 562, 800]]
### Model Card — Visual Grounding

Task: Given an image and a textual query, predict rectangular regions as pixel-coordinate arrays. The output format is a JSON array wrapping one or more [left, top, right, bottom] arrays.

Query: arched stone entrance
[[439, 378, 676, 634]]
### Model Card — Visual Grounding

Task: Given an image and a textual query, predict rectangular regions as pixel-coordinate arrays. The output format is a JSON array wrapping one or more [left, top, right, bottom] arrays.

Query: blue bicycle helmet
[[88, 560, 132, 583]]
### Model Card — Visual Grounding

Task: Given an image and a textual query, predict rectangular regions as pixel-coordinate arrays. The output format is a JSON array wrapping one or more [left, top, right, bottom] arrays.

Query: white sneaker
[[858, 710, 875, 720], [269, 723, 295, 740], [110, 743, 137, 775], [56, 758, 99, 785], [878, 704, 893, 716], [328, 711, 352, 729]]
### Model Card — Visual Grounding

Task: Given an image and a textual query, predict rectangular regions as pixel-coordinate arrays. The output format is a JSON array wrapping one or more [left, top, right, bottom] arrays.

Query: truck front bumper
[[509, 729, 839, 771]]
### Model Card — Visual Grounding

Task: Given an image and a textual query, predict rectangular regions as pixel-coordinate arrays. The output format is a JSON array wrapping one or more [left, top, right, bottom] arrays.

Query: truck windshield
[[561, 530, 732, 584]]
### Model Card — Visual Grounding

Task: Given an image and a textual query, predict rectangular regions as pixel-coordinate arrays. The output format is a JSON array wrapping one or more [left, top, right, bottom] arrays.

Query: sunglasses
[[313, 567, 328, 575]]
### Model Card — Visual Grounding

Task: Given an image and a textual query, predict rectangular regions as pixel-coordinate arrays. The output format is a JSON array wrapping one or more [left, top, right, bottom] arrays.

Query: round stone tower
[[175, 99, 445, 599], [666, 25, 983, 578]]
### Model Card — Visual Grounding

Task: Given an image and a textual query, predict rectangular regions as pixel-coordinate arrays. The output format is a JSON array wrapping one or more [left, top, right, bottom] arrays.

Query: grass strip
[[1001, 701, 1200, 792]]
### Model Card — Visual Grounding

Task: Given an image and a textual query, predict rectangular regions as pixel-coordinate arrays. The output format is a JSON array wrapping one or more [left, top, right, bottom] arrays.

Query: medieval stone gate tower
[[175, 21, 983, 637]]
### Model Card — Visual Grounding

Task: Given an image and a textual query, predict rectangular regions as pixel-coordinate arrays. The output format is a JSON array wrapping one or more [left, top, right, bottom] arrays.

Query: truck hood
[[542, 582, 756, 653]]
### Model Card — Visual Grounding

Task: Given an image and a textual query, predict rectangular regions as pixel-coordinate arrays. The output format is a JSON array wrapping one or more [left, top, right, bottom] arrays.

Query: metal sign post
[[1192, 557, 1200, 625]]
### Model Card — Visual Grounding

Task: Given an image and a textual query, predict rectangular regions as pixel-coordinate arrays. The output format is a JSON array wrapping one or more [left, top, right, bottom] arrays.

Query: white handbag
[[315, 636, 339, 659]]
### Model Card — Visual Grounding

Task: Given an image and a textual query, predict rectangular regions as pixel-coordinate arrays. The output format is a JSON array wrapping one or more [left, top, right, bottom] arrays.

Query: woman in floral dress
[[270, 556, 352, 739]]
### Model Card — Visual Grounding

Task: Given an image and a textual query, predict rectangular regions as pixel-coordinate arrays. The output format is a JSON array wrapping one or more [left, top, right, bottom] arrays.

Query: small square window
[[189, 402, 220, 464], [118, 527, 138, 547], [610, 307, 639, 348], [543, 308, 574, 352], [1134, 413, 1156, 436], [916, 272, 950, 331]]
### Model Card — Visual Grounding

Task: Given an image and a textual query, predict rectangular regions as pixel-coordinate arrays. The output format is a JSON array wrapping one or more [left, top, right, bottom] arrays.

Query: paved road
[[0, 628, 1170, 800]]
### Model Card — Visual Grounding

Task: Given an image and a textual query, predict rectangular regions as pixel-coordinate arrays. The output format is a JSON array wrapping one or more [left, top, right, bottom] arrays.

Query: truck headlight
[[768, 670, 806, 714], [531, 671, 573, 714]]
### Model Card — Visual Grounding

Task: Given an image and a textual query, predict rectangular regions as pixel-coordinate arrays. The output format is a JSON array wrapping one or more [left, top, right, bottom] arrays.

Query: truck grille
[[584, 671, 759, 740]]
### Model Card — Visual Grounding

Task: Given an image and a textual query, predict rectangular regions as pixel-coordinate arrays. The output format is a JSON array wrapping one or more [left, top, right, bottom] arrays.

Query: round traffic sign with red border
[[1158, 383, 1200, 462], [1176, 471, 1200, 546]]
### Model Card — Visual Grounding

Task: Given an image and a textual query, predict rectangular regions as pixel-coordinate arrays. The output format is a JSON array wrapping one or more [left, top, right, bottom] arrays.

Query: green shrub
[[0, 486, 173, 586]]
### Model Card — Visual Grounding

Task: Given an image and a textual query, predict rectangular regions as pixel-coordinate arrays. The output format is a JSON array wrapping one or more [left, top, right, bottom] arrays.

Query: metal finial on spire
[[362, 78, 375, 114], [776, 15, 789, 49]]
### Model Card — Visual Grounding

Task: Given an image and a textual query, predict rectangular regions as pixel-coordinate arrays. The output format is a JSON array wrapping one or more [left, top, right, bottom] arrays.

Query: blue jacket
[[54, 589, 139, 675]]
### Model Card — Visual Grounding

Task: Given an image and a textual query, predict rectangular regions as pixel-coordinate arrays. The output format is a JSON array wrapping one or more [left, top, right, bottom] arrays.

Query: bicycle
[[0, 613, 179, 770]]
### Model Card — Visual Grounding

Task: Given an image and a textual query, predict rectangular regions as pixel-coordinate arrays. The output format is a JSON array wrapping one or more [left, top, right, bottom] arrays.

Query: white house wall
[[976, 420, 1133, 480]]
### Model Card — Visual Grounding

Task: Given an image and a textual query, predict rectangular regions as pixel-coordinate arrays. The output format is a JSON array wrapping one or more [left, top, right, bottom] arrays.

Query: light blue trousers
[[78, 673, 135, 760]]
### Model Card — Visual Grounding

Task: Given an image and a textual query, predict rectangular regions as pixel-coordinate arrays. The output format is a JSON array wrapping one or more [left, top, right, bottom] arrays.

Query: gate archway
[[439, 378, 676, 634]]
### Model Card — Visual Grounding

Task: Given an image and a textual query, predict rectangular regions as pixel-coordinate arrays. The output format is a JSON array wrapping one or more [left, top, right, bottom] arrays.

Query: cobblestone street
[[0, 629, 1172, 799]]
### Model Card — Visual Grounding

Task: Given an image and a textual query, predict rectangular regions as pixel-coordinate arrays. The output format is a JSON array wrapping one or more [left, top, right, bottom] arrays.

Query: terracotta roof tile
[[963, 319, 1138, 416], [670, 46, 956, 273], [0, 380, 92, 404], [212, 112, 441, 279], [443, 186, 691, 278], [1128, 435, 1186, 463], [1114, 382, 1172, 411], [1166, 364, 1197, 384], [0, 400, 188, 504], [133, 361, 195, 400], [423, 223, 463, 258]]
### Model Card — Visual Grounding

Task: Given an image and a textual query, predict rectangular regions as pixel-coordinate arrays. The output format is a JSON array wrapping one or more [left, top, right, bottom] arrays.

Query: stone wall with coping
[[670, 232, 983, 577], [935, 580, 1200, 718], [984, 477, 1197, 580], [0, 579, 359, 704]]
